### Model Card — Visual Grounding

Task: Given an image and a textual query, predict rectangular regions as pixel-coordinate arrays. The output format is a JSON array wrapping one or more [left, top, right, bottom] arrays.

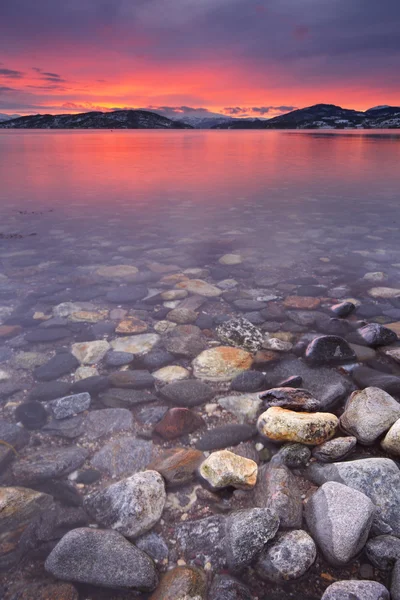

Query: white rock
[[152, 365, 190, 383], [199, 450, 258, 489], [111, 334, 160, 356], [71, 340, 110, 365]]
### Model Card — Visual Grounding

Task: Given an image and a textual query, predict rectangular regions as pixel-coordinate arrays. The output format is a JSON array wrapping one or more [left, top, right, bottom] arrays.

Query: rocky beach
[[1, 129, 400, 600]]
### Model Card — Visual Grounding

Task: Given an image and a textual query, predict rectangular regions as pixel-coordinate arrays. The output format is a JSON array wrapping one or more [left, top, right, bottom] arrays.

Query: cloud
[[0, 68, 24, 79], [0, 86, 16, 93]]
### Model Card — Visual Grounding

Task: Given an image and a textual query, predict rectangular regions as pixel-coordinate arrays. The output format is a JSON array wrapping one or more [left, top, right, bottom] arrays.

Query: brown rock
[[253, 349, 280, 367], [154, 408, 205, 440], [283, 296, 321, 310], [192, 346, 253, 382], [0, 325, 22, 339], [116, 317, 148, 334], [257, 407, 338, 446], [148, 448, 204, 486], [167, 308, 198, 324], [149, 566, 207, 600]]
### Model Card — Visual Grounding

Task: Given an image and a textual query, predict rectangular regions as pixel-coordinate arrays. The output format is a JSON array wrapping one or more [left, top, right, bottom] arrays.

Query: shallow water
[[0, 130, 400, 599]]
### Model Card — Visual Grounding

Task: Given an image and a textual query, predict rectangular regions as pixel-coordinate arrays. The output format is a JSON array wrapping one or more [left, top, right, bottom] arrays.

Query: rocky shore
[[1, 215, 400, 600]]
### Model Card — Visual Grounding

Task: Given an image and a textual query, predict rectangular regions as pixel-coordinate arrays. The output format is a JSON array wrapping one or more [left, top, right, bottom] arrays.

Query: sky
[[0, 0, 399, 118]]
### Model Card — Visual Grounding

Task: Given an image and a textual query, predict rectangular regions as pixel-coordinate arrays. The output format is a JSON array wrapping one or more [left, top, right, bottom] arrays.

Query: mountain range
[[1, 104, 400, 130]]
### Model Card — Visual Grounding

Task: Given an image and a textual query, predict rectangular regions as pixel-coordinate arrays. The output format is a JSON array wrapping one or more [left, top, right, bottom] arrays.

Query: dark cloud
[[0, 86, 17, 93], [224, 106, 297, 117], [0, 68, 24, 79]]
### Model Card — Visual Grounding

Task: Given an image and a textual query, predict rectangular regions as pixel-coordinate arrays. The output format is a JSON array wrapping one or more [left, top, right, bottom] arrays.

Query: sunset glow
[[1, 0, 399, 118]]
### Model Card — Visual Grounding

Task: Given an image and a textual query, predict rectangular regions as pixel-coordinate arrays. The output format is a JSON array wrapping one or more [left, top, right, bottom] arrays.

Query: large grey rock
[[391, 560, 400, 600], [160, 379, 214, 407], [34, 353, 79, 381], [340, 387, 400, 445], [254, 463, 302, 528], [365, 535, 400, 570], [225, 508, 279, 570], [45, 528, 158, 591], [356, 323, 398, 347], [321, 580, 389, 600], [84, 470, 165, 539], [12, 446, 89, 485], [351, 366, 400, 396], [307, 457, 400, 535], [100, 387, 157, 408], [305, 481, 375, 566], [48, 393, 91, 420], [91, 437, 153, 477], [255, 529, 316, 582]]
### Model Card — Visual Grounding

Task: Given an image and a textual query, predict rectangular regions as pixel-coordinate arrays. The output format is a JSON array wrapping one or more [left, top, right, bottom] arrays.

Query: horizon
[[1, 1, 399, 118]]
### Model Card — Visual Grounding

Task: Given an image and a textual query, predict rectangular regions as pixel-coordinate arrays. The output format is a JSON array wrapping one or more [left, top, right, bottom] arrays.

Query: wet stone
[[258, 407, 338, 446], [199, 450, 258, 490], [196, 424, 256, 451], [193, 346, 253, 382], [15, 402, 48, 430], [25, 328, 70, 343], [48, 392, 91, 420], [12, 446, 89, 485], [137, 405, 168, 426], [351, 365, 400, 395], [149, 566, 207, 600], [91, 436, 153, 477], [160, 379, 214, 407], [154, 408, 205, 440], [5, 582, 79, 600], [216, 317, 264, 352], [233, 299, 267, 311], [356, 323, 398, 347], [70, 375, 110, 395], [231, 370, 266, 392], [136, 532, 169, 564], [225, 507, 279, 570], [71, 340, 110, 365], [312, 436, 357, 462], [366, 535, 400, 570], [110, 333, 160, 356], [164, 325, 208, 358], [106, 284, 148, 303], [276, 443, 311, 468], [254, 463, 303, 528], [218, 393, 263, 423], [208, 574, 253, 600], [42, 416, 86, 439], [109, 369, 155, 389], [256, 529, 316, 582], [142, 348, 175, 370], [148, 447, 204, 486], [116, 316, 148, 334], [331, 301, 356, 318], [105, 350, 134, 367], [45, 528, 158, 592], [84, 470, 166, 539], [260, 387, 321, 411], [34, 353, 79, 381], [305, 335, 356, 366], [174, 515, 227, 569], [0, 419, 30, 449], [100, 387, 157, 408], [85, 408, 133, 439], [75, 468, 102, 484], [29, 381, 72, 402], [321, 580, 390, 600]]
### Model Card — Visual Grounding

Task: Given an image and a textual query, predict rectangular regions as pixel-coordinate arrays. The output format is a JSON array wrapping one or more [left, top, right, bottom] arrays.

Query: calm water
[[1, 130, 400, 599]]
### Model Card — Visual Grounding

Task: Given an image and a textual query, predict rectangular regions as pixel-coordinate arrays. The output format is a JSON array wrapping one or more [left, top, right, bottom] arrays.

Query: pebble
[[312, 436, 357, 462], [256, 529, 316, 581], [381, 419, 400, 455], [12, 446, 89, 485], [260, 387, 321, 411], [275, 442, 311, 468], [351, 365, 400, 395], [71, 375, 109, 395], [106, 284, 148, 303], [100, 387, 157, 408], [25, 328, 70, 343], [85, 470, 166, 538], [305, 335, 356, 365], [225, 507, 279, 569], [29, 381, 72, 401], [167, 308, 198, 324], [71, 340, 110, 364], [154, 408, 205, 440], [152, 365, 190, 383], [165, 325, 208, 357], [49, 392, 91, 420], [110, 333, 160, 356], [208, 574, 253, 600], [105, 350, 134, 367], [321, 580, 390, 600], [230, 370, 266, 392], [196, 423, 256, 451], [15, 401, 48, 430], [368, 287, 400, 299], [149, 447, 204, 486], [199, 450, 258, 489], [45, 527, 158, 591], [193, 346, 253, 382], [149, 566, 207, 600], [42, 415, 86, 439], [356, 323, 398, 347], [96, 264, 139, 279], [109, 369, 155, 389], [341, 387, 400, 445], [136, 531, 169, 564], [115, 316, 148, 334], [160, 379, 214, 407], [283, 296, 321, 309], [142, 349, 174, 370], [257, 407, 338, 445], [91, 436, 153, 477], [254, 463, 303, 528], [176, 278, 222, 297], [262, 337, 293, 352], [331, 301, 356, 318], [216, 317, 264, 352], [34, 353, 79, 381], [174, 515, 227, 569], [85, 408, 133, 439], [366, 535, 400, 570], [218, 393, 263, 423]]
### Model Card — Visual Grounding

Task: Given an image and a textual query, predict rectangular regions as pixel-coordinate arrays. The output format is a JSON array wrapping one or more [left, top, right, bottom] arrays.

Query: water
[[0, 130, 400, 599]]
